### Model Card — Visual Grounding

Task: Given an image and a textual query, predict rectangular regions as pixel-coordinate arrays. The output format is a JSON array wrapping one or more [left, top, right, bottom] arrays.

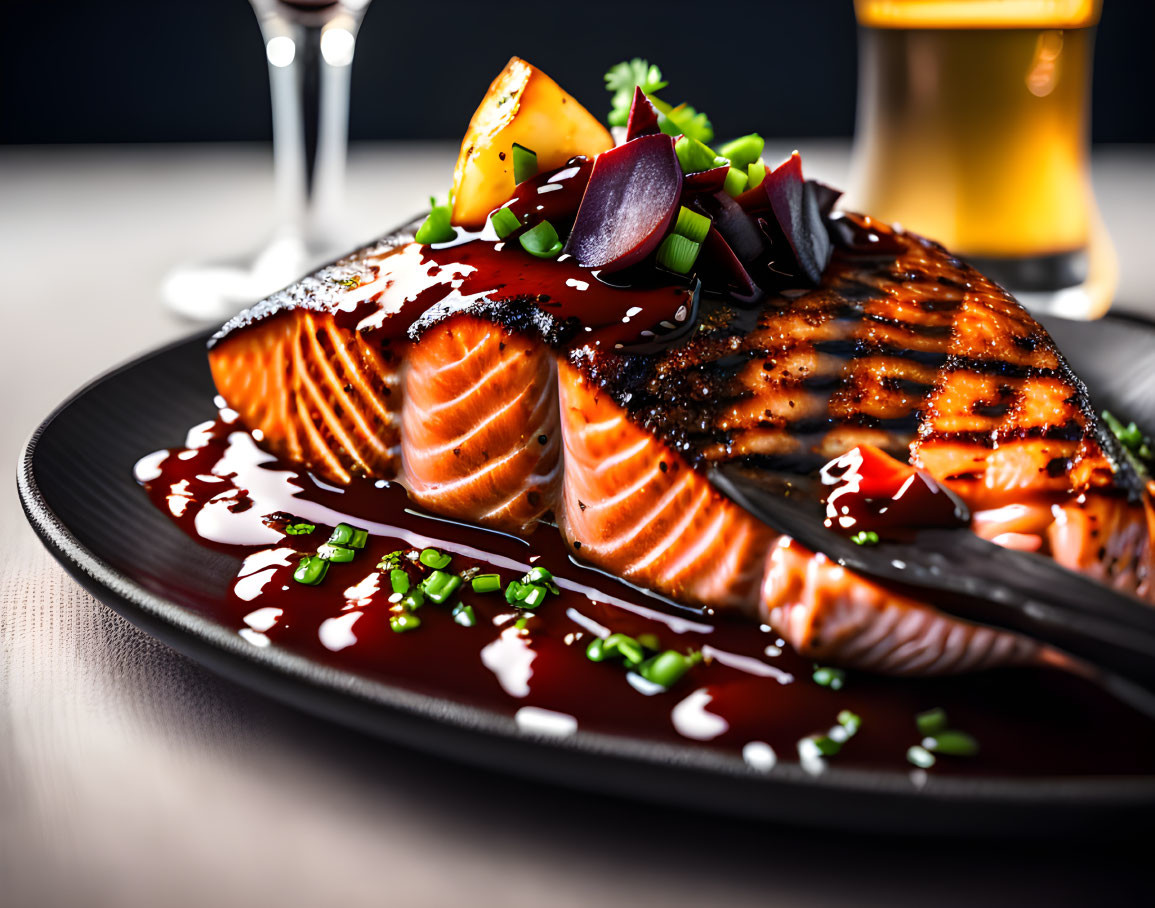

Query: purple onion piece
[[624, 86, 661, 141], [566, 134, 682, 272]]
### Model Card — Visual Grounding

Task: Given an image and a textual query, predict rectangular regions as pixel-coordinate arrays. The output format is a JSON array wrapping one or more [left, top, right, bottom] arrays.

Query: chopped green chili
[[519, 220, 563, 258], [317, 543, 355, 563], [490, 206, 521, 239], [389, 569, 410, 595]]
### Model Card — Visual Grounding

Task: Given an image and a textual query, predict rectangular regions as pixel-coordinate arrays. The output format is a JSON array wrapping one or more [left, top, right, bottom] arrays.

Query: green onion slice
[[747, 160, 767, 190], [850, 530, 880, 546], [415, 203, 456, 245], [317, 543, 355, 563], [419, 548, 452, 570], [655, 234, 701, 274], [490, 206, 521, 239], [718, 134, 765, 171], [915, 707, 948, 737], [673, 206, 711, 244], [812, 666, 846, 690], [923, 730, 979, 757], [512, 143, 538, 184], [837, 710, 862, 735], [471, 573, 502, 594], [389, 569, 410, 595], [329, 523, 367, 549], [518, 220, 563, 259], [452, 604, 477, 627], [674, 135, 719, 174], [293, 554, 329, 586], [585, 637, 610, 662], [637, 650, 692, 688], [723, 166, 748, 197], [390, 612, 421, 633]]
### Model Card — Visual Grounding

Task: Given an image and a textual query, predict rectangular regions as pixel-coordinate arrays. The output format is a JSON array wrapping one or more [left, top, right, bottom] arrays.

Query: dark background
[[2, 0, 1153, 145]]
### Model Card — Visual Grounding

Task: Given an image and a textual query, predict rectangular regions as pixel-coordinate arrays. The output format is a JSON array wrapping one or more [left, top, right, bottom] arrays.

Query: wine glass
[[162, 0, 372, 322]]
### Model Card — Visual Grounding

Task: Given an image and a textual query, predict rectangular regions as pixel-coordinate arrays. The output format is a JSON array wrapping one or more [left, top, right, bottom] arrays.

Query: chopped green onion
[[452, 604, 477, 627], [673, 206, 711, 244], [674, 135, 719, 174], [605, 633, 645, 666], [419, 548, 452, 570], [284, 521, 315, 536], [518, 220, 563, 259], [850, 530, 880, 546], [812, 666, 846, 690], [723, 167, 748, 197], [512, 143, 538, 184], [923, 730, 979, 757], [586, 637, 610, 662], [490, 206, 521, 239], [377, 551, 404, 571], [638, 650, 693, 688], [811, 734, 842, 757], [389, 569, 410, 595], [655, 234, 701, 274], [518, 584, 548, 609], [1103, 410, 1153, 463], [415, 201, 456, 245], [837, 710, 862, 735], [293, 554, 329, 586], [637, 633, 661, 652], [718, 134, 765, 171], [317, 543, 355, 563], [471, 573, 502, 594], [915, 707, 948, 737], [523, 566, 553, 585], [390, 612, 421, 633], [400, 589, 425, 611], [422, 570, 462, 604], [747, 160, 767, 190], [504, 580, 526, 604], [906, 745, 936, 768], [329, 523, 367, 549]]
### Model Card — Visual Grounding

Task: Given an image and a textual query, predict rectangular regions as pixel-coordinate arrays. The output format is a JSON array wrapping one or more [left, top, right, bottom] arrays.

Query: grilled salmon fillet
[[208, 214, 1154, 675]]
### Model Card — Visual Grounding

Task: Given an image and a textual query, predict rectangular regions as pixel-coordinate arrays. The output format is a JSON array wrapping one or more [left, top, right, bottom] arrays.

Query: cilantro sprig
[[604, 58, 713, 144]]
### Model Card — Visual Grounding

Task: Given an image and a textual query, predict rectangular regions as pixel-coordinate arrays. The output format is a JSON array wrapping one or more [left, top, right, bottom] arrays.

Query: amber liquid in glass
[[849, 1, 1115, 315]]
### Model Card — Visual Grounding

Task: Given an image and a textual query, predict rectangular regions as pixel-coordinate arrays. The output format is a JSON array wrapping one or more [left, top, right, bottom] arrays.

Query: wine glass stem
[[257, 6, 364, 252]]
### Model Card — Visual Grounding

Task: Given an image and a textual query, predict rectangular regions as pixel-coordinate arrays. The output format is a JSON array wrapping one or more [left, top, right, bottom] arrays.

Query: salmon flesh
[[208, 215, 1155, 676]]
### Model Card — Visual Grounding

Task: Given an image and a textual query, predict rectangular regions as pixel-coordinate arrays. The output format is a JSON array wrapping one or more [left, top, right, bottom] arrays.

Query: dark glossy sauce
[[821, 444, 970, 535], [135, 415, 1155, 779]]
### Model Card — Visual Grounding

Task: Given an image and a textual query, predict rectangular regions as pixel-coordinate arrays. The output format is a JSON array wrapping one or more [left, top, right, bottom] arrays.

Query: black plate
[[17, 314, 1155, 836]]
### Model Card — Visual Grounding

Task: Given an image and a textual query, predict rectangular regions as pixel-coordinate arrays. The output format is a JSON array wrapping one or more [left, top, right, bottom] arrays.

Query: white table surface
[[2, 142, 1153, 907]]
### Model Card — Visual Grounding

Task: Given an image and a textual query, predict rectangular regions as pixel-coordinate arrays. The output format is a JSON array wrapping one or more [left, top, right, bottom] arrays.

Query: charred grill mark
[[921, 420, 1087, 448]]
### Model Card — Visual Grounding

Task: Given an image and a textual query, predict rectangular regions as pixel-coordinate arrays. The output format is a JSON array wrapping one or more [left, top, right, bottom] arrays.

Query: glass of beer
[[847, 0, 1117, 318]]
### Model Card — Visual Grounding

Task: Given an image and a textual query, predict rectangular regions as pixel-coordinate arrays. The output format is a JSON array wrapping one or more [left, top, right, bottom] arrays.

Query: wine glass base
[[161, 236, 309, 323]]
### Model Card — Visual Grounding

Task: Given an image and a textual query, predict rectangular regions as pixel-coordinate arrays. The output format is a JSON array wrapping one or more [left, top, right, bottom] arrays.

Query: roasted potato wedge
[[451, 57, 614, 229]]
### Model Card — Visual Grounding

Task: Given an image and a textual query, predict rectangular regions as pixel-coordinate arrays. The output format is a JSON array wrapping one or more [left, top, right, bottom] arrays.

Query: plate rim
[[17, 322, 1155, 833]]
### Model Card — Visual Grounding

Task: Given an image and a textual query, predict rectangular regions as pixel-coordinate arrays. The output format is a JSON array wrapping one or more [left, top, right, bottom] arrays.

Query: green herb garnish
[[512, 143, 538, 184], [329, 523, 367, 549], [470, 573, 502, 594], [915, 707, 948, 737], [1103, 410, 1154, 466], [518, 220, 563, 258], [605, 58, 668, 127], [812, 665, 846, 690], [850, 530, 880, 546], [655, 234, 701, 274], [418, 548, 452, 570], [747, 160, 767, 190], [717, 134, 765, 171], [284, 521, 316, 536], [673, 206, 711, 244], [390, 612, 421, 633], [293, 554, 329, 586], [490, 206, 521, 239], [415, 196, 456, 245]]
